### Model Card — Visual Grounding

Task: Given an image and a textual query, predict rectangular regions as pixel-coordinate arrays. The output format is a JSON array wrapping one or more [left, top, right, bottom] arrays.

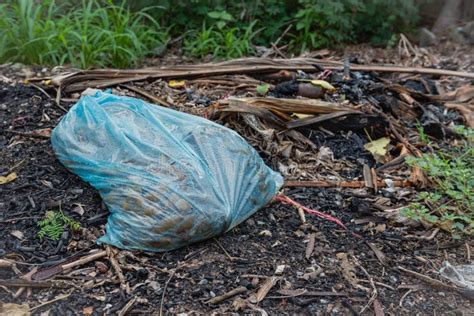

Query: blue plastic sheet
[[51, 90, 283, 251]]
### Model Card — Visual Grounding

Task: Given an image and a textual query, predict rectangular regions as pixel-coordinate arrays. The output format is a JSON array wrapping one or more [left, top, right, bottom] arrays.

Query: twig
[[270, 43, 287, 59], [0, 216, 40, 224], [417, 228, 440, 241], [466, 242, 471, 262], [30, 293, 71, 312], [241, 274, 271, 279], [7, 159, 26, 174], [0, 285, 15, 296], [121, 84, 171, 107], [32, 250, 107, 281], [359, 280, 395, 291], [5, 130, 50, 139], [255, 276, 278, 303], [106, 246, 128, 293], [61, 250, 107, 271], [354, 256, 378, 314], [399, 289, 415, 309], [274, 24, 292, 47], [118, 296, 137, 316], [0, 279, 65, 288], [284, 179, 412, 188], [15, 267, 38, 299], [397, 266, 456, 290], [247, 302, 268, 316], [305, 233, 316, 259], [29, 83, 67, 112], [204, 286, 247, 304], [213, 238, 234, 261], [159, 270, 176, 316]]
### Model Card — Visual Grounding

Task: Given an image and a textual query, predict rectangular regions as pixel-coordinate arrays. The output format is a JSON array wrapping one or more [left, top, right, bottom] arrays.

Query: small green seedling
[[402, 126, 474, 236], [37, 210, 81, 241], [256, 83, 270, 95]]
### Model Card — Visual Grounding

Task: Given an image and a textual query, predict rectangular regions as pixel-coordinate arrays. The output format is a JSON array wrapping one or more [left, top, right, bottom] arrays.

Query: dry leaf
[[255, 277, 278, 302], [293, 113, 313, 119], [82, 306, 94, 316], [298, 79, 336, 91], [317, 146, 334, 162], [232, 298, 247, 311], [373, 299, 385, 316], [10, 230, 24, 240], [0, 303, 30, 316], [258, 230, 272, 237], [0, 172, 17, 185], [168, 80, 185, 88], [275, 265, 286, 275], [364, 137, 390, 162], [0, 259, 14, 268], [72, 204, 85, 216], [367, 242, 389, 266], [40, 179, 54, 189], [32, 128, 52, 138], [305, 233, 316, 259], [336, 253, 359, 288]]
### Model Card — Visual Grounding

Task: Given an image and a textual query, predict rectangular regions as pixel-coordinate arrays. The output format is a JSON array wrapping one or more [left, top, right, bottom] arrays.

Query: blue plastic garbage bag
[[51, 90, 283, 252]]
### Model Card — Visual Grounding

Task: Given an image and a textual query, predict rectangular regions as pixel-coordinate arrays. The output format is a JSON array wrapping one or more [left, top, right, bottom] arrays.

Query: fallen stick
[[255, 277, 279, 303], [121, 84, 171, 107], [397, 266, 456, 291], [0, 279, 65, 288], [118, 296, 137, 316], [106, 246, 129, 293], [32, 250, 107, 281], [30, 293, 71, 312], [61, 250, 107, 270], [305, 233, 316, 260], [5, 130, 50, 140], [50, 58, 474, 93], [397, 266, 474, 300], [205, 286, 248, 304], [284, 179, 412, 188], [0, 259, 14, 268]]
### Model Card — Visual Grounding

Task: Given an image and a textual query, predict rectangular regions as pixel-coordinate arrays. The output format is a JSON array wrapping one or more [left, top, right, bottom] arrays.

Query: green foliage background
[[0, 0, 421, 68]]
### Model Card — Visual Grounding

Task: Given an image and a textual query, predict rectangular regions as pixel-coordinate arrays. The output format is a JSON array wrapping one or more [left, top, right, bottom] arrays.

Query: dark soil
[[0, 81, 472, 315]]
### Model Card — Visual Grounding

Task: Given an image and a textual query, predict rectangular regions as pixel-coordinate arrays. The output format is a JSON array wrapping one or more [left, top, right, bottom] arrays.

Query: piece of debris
[[52, 91, 283, 251]]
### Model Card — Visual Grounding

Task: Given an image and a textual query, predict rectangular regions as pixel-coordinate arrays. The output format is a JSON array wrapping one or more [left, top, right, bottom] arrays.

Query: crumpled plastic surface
[[440, 261, 474, 290], [51, 90, 283, 251]]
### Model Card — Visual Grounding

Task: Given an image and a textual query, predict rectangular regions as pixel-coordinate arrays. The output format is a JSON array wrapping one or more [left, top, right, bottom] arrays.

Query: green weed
[[0, 0, 422, 67], [0, 0, 167, 68], [403, 126, 474, 236], [37, 210, 81, 241], [184, 21, 258, 59]]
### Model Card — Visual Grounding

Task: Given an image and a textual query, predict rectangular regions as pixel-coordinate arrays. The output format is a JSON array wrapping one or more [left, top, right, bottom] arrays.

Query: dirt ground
[[1, 43, 473, 315]]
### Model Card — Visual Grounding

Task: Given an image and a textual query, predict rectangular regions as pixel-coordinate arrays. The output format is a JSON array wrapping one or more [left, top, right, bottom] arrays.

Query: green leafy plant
[[0, 0, 167, 68], [354, 0, 420, 46], [0, 0, 422, 67], [256, 83, 270, 95], [416, 122, 430, 145], [291, 0, 362, 52], [37, 210, 81, 241], [207, 10, 234, 30], [184, 21, 258, 59], [402, 126, 474, 236]]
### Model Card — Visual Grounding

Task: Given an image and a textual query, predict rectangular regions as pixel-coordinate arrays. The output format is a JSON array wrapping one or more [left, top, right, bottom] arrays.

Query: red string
[[273, 194, 348, 230]]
